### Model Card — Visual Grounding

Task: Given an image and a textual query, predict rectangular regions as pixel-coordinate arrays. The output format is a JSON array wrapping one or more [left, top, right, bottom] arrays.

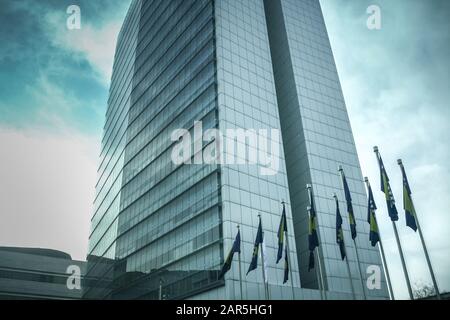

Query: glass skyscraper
[[84, 0, 389, 300]]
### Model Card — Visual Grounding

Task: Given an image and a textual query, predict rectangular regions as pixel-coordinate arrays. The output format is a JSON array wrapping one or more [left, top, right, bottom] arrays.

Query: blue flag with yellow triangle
[[308, 251, 315, 271], [283, 246, 289, 284], [367, 182, 380, 246], [308, 197, 319, 271], [335, 197, 346, 260], [247, 218, 263, 275], [308, 195, 319, 252], [341, 170, 357, 239], [376, 150, 399, 221], [399, 162, 418, 231], [218, 229, 241, 279], [276, 204, 287, 264]]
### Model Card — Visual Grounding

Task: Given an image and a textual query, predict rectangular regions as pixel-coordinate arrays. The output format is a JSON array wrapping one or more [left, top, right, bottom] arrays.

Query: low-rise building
[[0, 247, 85, 300]]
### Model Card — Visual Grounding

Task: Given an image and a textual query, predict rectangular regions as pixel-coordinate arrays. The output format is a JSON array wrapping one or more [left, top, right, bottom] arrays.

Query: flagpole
[[364, 177, 395, 300], [313, 252, 323, 299], [306, 203, 324, 300], [312, 248, 324, 300], [392, 220, 414, 299], [344, 254, 356, 300], [315, 248, 327, 300], [334, 193, 356, 300], [307, 184, 327, 300], [282, 200, 296, 300], [397, 160, 441, 300], [237, 225, 244, 300], [377, 227, 395, 300], [285, 231, 296, 300], [306, 204, 325, 300], [338, 166, 367, 300], [352, 239, 367, 299], [258, 214, 269, 300], [378, 234, 394, 300], [159, 278, 163, 300], [374, 147, 413, 300]]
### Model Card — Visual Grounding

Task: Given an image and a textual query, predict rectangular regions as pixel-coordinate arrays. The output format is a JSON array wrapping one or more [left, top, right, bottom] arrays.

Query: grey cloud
[[321, 0, 450, 298]]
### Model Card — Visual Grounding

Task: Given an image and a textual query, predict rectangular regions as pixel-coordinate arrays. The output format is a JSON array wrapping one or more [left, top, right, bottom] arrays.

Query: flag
[[308, 197, 319, 251], [335, 197, 346, 260], [218, 229, 241, 279], [376, 151, 399, 221], [341, 170, 357, 239], [276, 204, 287, 263], [367, 182, 380, 247], [308, 201, 319, 271], [400, 163, 418, 231], [247, 218, 263, 275], [308, 251, 315, 271], [283, 246, 289, 284]]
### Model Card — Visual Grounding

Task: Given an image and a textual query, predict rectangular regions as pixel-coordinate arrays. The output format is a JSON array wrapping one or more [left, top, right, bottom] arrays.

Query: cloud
[[43, 10, 125, 84], [25, 74, 82, 130], [0, 0, 131, 132], [321, 0, 450, 298], [0, 0, 132, 260], [0, 127, 99, 261]]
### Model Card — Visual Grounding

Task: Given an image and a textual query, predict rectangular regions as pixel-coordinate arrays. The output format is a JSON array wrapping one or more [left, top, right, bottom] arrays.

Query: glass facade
[[85, 0, 222, 299], [85, 0, 388, 300], [265, 0, 388, 299], [213, 0, 301, 300], [84, 0, 141, 299]]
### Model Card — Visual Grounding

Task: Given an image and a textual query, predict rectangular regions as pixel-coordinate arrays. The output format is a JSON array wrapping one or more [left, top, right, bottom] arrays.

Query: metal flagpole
[[335, 193, 356, 300], [344, 253, 356, 300], [306, 184, 327, 300], [414, 217, 441, 299], [392, 221, 414, 299], [374, 146, 413, 299], [263, 235, 271, 300], [258, 214, 269, 300], [315, 248, 327, 300], [286, 231, 296, 299], [237, 225, 244, 300], [364, 177, 395, 300], [338, 166, 367, 300], [307, 202, 324, 300], [313, 249, 324, 300], [353, 239, 367, 299], [159, 278, 163, 300], [306, 204, 325, 300], [261, 233, 269, 299], [397, 160, 441, 299], [285, 233, 296, 300], [378, 228, 395, 300], [281, 201, 296, 300]]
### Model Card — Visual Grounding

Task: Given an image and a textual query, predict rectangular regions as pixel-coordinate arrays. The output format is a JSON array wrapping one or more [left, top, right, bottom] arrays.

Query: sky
[[320, 0, 450, 298], [0, 0, 448, 299], [0, 0, 132, 261]]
